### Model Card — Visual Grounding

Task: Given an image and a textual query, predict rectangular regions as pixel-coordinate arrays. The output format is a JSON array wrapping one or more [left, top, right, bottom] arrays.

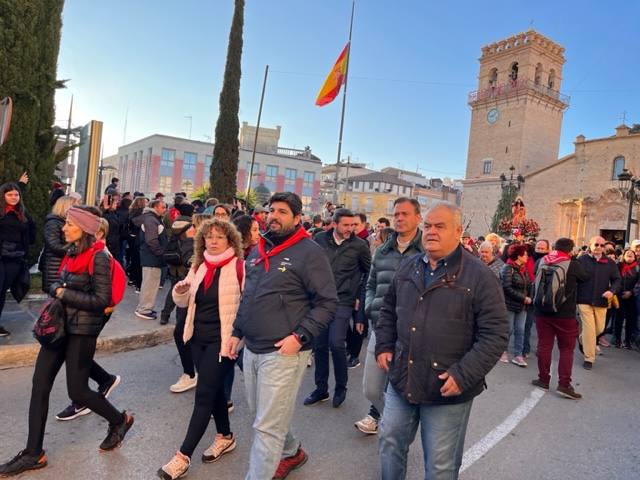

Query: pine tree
[[490, 182, 518, 234], [0, 0, 65, 261], [210, 0, 244, 203]]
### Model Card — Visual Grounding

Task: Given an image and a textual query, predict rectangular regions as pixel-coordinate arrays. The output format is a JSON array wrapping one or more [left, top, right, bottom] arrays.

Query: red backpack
[[88, 250, 127, 307]]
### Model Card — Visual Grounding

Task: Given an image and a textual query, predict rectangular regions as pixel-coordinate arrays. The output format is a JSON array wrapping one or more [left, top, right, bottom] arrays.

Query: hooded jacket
[[135, 207, 168, 267]]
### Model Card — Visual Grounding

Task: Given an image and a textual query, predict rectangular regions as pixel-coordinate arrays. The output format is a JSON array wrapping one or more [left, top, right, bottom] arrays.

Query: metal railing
[[468, 78, 570, 106]]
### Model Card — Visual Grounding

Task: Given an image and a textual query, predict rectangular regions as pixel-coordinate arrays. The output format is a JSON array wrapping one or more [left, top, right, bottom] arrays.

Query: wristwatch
[[293, 332, 308, 345]]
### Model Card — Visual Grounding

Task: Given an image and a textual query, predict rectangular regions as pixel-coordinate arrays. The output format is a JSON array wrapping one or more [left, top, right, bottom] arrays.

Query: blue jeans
[[379, 385, 473, 480], [243, 348, 311, 480], [313, 304, 351, 393], [523, 308, 535, 355], [507, 309, 527, 356]]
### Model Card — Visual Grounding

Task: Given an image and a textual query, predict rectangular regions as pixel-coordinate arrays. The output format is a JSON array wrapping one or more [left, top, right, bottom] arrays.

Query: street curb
[[0, 326, 174, 370]]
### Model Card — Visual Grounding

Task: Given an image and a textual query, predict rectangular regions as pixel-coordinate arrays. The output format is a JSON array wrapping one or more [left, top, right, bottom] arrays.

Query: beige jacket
[[172, 257, 244, 356]]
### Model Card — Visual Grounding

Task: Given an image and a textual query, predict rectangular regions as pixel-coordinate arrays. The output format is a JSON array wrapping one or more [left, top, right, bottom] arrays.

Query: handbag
[[9, 260, 30, 303], [33, 298, 66, 348]]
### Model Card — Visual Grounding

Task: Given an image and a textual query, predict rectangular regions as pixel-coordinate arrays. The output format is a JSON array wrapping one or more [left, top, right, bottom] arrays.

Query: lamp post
[[499, 165, 525, 204], [617, 168, 640, 246]]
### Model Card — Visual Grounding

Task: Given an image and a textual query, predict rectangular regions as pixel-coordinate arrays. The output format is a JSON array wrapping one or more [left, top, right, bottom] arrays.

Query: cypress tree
[[491, 182, 518, 234], [210, 0, 244, 203], [0, 0, 65, 261]]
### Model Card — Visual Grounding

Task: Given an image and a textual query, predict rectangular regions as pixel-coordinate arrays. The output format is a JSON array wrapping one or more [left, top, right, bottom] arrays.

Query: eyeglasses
[[593, 243, 605, 247]]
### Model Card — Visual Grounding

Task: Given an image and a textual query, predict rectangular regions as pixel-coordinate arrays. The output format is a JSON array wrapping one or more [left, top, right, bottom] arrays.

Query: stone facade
[[523, 125, 640, 246]]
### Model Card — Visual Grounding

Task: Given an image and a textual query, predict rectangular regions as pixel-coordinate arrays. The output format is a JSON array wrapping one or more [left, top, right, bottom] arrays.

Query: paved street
[[0, 339, 638, 479]]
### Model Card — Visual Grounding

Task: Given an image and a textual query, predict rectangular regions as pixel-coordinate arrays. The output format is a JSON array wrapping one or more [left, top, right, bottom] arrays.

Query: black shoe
[[0, 450, 47, 476], [98, 375, 121, 398], [531, 379, 549, 391], [347, 357, 361, 369], [303, 390, 329, 406], [0, 326, 10, 337], [55, 403, 91, 421], [99, 412, 134, 451], [159, 316, 169, 325], [583, 361, 593, 370], [332, 389, 347, 408]]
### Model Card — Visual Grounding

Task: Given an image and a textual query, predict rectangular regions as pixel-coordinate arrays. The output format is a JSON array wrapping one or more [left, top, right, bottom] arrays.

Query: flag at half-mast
[[315, 43, 350, 107]]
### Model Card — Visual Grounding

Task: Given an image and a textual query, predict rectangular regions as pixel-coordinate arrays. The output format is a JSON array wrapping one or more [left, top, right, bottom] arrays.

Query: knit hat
[[66, 206, 101, 236]]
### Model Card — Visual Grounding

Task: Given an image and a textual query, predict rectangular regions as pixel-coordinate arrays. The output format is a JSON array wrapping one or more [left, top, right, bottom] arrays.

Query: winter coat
[[40, 213, 67, 292], [167, 217, 194, 279], [576, 255, 621, 308], [375, 246, 509, 405], [365, 230, 424, 328], [313, 229, 371, 306], [0, 209, 36, 261], [135, 208, 168, 267], [102, 209, 121, 258], [173, 257, 244, 352], [115, 205, 129, 242], [232, 230, 337, 354], [500, 262, 531, 313], [51, 249, 111, 336]]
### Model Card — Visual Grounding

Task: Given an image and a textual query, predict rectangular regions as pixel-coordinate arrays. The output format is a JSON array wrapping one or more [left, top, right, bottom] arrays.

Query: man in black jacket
[[376, 202, 508, 480], [532, 238, 589, 399], [304, 208, 371, 408], [228, 192, 336, 480], [577, 236, 621, 370]]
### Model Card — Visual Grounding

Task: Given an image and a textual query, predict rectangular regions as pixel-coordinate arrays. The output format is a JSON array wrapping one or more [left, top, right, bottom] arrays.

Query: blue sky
[[55, 0, 640, 179]]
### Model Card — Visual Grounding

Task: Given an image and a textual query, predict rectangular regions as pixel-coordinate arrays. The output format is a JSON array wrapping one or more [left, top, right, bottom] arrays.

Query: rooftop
[[348, 172, 413, 187]]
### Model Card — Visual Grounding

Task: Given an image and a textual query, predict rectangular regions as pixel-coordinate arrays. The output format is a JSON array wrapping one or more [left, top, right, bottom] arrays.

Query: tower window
[[482, 160, 493, 175], [505, 146, 509, 154], [535, 63, 543, 85], [488, 68, 498, 88], [510, 62, 519, 82], [548, 69, 556, 89], [612, 156, 625, 180]]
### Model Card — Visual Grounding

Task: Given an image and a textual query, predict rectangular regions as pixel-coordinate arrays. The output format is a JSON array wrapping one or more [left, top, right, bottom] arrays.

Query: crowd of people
[[0, 174, 637, 479]]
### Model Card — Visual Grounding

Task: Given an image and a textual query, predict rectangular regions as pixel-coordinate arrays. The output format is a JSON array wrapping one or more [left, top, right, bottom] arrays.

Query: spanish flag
[[315, 43, 350, 107]]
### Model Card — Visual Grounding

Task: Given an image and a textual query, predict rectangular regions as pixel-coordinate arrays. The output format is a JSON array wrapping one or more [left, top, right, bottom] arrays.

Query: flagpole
[[333, 0, 355, 205], [247, 64, 269, 199]]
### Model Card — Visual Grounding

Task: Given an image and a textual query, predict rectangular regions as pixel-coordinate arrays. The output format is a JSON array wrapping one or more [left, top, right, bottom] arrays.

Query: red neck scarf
[[357, 228, 369, 240], [202, 248, 236, 293], [620, 261, 637, 277], [507, 258, 527, 274], [59, 241, 105, 274], [256, 226, 310, 271], [5, 205, 17, 214]]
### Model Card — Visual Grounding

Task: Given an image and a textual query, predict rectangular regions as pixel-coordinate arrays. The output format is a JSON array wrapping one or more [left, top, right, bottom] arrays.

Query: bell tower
[[461, 30, 569, 235]]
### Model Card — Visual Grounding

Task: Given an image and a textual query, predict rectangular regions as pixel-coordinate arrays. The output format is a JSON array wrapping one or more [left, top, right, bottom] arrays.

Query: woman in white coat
[[158, 218, 244, 480]]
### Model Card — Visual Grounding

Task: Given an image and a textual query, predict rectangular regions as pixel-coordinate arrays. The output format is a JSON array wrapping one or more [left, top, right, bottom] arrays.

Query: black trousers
[[180, 342, 233, 457], [173, 307, 195, 377], [0, 258, 22, 321], [26, 335, 124, 454], [615, 298, 637, 344]]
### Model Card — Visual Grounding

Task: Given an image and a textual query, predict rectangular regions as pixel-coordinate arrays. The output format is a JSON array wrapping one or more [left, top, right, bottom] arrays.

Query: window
[[510, 62, 519, 81], [181, 179, 194, 195], [266, 165, 278, 179], [488, 67, 498, 87], [161, 148, 175, 167], [351, 196, 359, 211], [613, 156, 625, 180], [354, 181, 360, 189], [246, 161, 259, 173], [183, 152, 197, 170], [387, 199, 395, 214], [365, 197, 373, 213], [482, 160, 493, 175], [368, 182, 374, 190], [303, 171, 315, 186], [534, 63, 543, 85], [548, 69, 556, 89], [285, 168, 297, 181], [205, 155, 213, 169], [159, 176, 172, 191]]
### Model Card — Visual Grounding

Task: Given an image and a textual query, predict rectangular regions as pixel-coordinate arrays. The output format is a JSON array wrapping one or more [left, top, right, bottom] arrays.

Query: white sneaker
[[202, 433, 236, 463], [170, 374, 197, 393], [158, 451, 190, 479], [354, 415, 378, 434], [499, 352, 509, 363]]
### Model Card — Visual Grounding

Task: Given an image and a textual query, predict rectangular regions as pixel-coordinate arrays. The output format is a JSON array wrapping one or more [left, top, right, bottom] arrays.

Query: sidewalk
[[0, 283, 175, 369]]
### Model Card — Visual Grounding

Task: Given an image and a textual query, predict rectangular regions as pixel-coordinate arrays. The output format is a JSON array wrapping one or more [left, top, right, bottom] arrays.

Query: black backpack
[[163, 225, 191, 266], [534, 259, 570, 313]]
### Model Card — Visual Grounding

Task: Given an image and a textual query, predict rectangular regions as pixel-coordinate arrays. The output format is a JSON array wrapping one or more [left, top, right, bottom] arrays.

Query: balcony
[[468, 78, 570, 108]]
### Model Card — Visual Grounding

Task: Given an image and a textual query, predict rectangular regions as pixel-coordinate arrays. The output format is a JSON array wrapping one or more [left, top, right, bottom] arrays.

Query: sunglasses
[[593, 243, 605, 247]]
